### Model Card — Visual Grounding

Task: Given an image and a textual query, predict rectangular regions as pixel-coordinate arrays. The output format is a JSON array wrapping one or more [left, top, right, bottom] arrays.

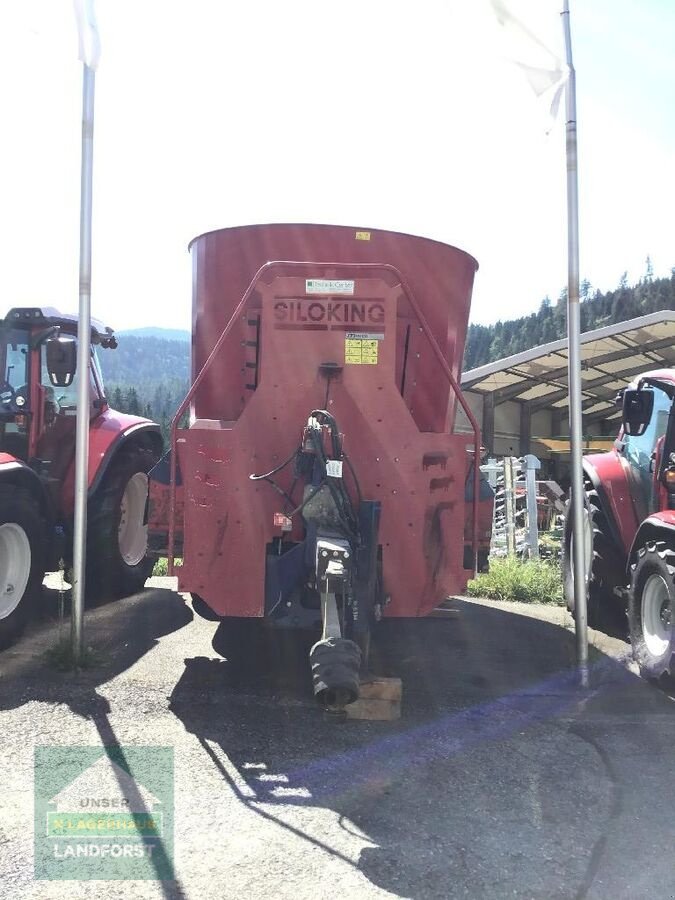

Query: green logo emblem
[[34, 745, 174, 880]]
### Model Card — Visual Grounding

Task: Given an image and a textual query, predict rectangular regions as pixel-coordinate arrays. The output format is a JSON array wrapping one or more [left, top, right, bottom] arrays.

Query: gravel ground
[[1, 579, 674, 899]]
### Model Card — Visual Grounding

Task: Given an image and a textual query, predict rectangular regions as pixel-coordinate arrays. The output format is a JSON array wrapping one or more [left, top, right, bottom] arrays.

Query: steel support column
[[519, 402, 531, 456], [483, 393, 495, 454]]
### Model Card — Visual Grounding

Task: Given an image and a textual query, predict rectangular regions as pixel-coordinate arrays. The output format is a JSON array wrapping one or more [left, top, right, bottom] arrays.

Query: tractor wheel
[[562, 483, 625, 635], [628, 541, 675, 680], [86, 446, 159, 601], [0, 486, 45, 649]]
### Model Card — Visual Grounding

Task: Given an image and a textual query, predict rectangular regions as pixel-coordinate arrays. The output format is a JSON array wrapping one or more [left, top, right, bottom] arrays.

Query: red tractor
[[0, 307, 162, 648], [148, 223, 494, 710], [563, 371, 675, 678]]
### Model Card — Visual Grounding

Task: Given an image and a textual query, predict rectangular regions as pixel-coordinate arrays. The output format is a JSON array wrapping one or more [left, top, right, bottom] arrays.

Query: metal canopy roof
[[461, 310, 675, 424]]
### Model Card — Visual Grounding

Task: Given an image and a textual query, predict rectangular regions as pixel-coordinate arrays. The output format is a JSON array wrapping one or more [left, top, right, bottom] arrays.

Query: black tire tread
[[563, 476, 625, 634], [628, 540, 675, 679], [0, 485, 46, 649], [86, 445, 158, 601]]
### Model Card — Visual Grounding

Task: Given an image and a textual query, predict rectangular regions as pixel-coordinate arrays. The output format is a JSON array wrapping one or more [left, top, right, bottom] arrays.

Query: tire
[[0, 486, 45, 649], [628, 541, 675, 680], [562, 481, 625, 634], [86, 446, 159, 601]]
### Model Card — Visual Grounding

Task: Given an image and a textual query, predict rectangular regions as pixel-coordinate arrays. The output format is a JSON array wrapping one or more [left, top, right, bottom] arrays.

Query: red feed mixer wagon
[[148, 224, 493, 709]]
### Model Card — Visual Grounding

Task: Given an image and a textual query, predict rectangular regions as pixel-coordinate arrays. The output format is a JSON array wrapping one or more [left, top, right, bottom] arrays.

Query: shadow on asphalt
[[0, 585, 193, 715], [4, 587, 675, 897], [168, 601, 675, 898], [0, 586, 193, 897]]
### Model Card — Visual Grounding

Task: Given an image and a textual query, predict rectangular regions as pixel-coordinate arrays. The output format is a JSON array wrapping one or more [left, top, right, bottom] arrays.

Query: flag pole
[[71, 62, 95, 665], [561, 0, 588, 687], [71, 0, 100, 665]]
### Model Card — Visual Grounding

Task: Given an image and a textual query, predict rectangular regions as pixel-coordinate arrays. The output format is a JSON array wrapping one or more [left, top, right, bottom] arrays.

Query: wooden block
[[345, 676, 402, 720], [346, 698, 401, 720]]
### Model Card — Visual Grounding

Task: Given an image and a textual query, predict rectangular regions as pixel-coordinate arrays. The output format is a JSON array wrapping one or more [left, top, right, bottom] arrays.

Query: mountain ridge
[[117, 326, 190, 341]]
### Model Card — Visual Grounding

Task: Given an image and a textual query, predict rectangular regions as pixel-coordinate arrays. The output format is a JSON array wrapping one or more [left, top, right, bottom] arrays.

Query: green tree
[[644, 256, 654, 283], [126, 387, 141, 416], [463, 269, 675, 368], [111, 385, 123, 411]]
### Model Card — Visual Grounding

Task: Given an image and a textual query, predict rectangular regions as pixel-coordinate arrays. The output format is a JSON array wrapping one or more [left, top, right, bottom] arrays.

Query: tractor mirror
[[45, 336, 77, 387], [622, 387, 654, 436]]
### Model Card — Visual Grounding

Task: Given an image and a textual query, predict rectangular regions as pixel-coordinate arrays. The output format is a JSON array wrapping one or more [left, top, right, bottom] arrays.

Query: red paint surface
[[60, 411, 156, 514], [585, 451, 638, 553], [190, 224, 477, 432], [169, 225, 482, 618], [643, 510, 675, 528]]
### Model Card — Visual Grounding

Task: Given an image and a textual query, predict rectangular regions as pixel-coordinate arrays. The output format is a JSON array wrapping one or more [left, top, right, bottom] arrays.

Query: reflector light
[[273, 513, 292, 531]]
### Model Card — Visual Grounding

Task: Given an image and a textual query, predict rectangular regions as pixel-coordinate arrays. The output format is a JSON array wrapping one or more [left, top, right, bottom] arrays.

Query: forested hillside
[[98, 335, 190, 439], [464, 264, 675, 370], [118, 327, 190, 341]]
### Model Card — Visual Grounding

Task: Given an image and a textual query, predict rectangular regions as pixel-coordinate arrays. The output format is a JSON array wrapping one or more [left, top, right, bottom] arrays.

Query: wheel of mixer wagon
[[0, 485, 46, 650], [86, 446, 159, 602]]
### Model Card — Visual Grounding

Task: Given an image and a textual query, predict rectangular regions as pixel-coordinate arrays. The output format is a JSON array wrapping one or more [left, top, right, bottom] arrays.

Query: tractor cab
[[0, 306, 162, 651], [0, 306, 116, 496], [619, 373, 675, 521]]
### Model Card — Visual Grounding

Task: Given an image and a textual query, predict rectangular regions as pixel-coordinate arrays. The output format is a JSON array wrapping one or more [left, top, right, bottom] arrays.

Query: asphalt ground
[[1, 579, 675, 900]]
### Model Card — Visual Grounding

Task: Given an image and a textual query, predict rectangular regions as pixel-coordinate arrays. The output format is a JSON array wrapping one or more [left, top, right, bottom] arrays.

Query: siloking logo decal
[[34, 745, 174, 881], [273, 299, 385, 329]]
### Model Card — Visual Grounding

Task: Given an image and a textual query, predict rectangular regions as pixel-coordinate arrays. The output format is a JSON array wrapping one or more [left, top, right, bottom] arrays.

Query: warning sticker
[[345, 333, 380, 365], [326, 459, 343, 478], [306, 279, 354, 295], [355, 231, 371, 241]]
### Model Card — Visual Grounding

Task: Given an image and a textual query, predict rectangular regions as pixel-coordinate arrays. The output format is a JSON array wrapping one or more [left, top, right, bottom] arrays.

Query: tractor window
[[39, 343, 99, 417], [91, 347, 106, 396], [0, 329, 30, 413], [623, 385, 672, 517]]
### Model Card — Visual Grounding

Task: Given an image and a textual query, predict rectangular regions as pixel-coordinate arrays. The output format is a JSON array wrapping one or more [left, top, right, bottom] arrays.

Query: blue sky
[[0, 1, 673, 330]]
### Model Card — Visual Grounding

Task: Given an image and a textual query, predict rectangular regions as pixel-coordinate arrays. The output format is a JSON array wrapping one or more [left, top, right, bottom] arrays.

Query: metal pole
[[523, 454, 541, 559], [504, 457, 516, 556], [71, 64, 96, 664], [561, 1, 588, 687]]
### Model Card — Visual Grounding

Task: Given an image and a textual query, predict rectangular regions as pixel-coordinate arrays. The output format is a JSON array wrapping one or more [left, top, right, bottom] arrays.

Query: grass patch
[[152, 558, 182, 576], [538, 530, 563, 560], [45, 639, 104, 671], [467, 556, 564, 605]]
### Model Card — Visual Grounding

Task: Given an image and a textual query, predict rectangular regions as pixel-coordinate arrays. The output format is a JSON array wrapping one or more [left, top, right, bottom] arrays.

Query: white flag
[[73, 0, 101, 69], [489, 0, 568, 128]]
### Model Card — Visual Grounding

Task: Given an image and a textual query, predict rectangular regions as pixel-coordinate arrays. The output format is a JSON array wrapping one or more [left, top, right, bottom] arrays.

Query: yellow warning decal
[[345, 332, 382, 365], [355, 231, 371, 241]]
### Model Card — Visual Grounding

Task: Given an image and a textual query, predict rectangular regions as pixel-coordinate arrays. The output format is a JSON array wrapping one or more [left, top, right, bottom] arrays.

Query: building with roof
[[456, 310, 675, 478]]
